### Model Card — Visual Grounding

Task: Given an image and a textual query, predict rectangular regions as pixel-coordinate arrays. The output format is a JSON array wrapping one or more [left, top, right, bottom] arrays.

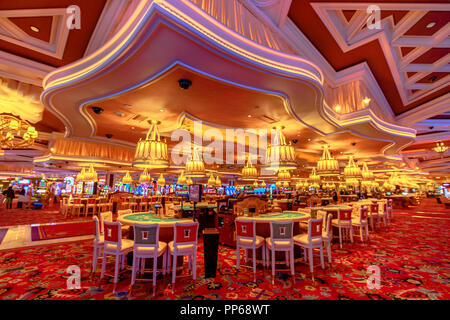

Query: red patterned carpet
[[0, 211, 449, 300]]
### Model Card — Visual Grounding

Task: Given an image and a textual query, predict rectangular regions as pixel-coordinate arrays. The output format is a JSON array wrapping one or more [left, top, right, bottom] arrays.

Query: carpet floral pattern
[[0, 213, 448, 300]]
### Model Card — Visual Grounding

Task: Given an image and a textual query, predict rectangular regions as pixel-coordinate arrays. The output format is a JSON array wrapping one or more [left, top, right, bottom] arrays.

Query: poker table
[[238, 211, 309, 223], [172, 204, 217, 211], [318, 205, 352, 219], [172, 204, 217, 231]]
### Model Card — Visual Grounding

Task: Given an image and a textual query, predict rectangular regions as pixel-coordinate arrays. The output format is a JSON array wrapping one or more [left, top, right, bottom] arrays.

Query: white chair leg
[[236, 246, 240, 270], [350, 227, 354, 243], [360, 227, 364, 245], [271, 249, 275, 283], [162, 251, 166, 275], [114, 255, 120, 283], [92, 246, 98, 274], [193, 249, 197, 280], [327, 242, 332, 264], [308, 247, 313, 273], [253, 248, 256, 281], [320, 245, 325, 269], [131, 256, 137, 285], [100, 251, 107, 279], [153, 255, 157, 287], [303, 248, 307, 261], [339, 227, 343, 249], [172, 254, 177, 285], [285, 251, 289, 267], [290, 249, 294, 275]]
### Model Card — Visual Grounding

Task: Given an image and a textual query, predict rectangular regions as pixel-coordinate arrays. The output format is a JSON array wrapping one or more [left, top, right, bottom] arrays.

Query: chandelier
[[343, 156, 361, 178], [139, 168, 151, 184], [186, 177, 193, 185], [345, 178, 359, 187], [277, 170, 291, 181], [266, 126, 296, 171], [75, 167, 86, 183], [157, 173, 165, 186], [361, 162, 374, 180], [283, 181, 289, 188], [241, 157, 258, 180], [309, 167, 321, 183], [133, 120, 169, 168], [275, 181, 282, 188], [215, 175, 221, 186], [253, 181, 259, 187], [185, 144, 206, 177], [260, 181, 267, 188], [84, 164, 98, 182], [1, 114, 38, 149], [433, 141, 448, 155], [207, 173, 216, 186], [122, 171, 133, 184], [177, 170, 187, 185], [317, 145, 339, 175]]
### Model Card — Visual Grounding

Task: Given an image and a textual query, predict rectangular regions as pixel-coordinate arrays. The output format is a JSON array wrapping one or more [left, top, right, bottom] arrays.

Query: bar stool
[[167, 222, 199, 292], [332, 208, 353, 248], [131, 223, 167, 295], [265, 220, 295, 284], [293, 217, 325, 274], [100, 221, 134, 285], [235, 219, 266, 281]]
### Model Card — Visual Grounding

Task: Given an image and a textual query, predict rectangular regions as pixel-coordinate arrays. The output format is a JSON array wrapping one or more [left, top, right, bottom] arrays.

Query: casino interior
[[0, 0, 449, 301]]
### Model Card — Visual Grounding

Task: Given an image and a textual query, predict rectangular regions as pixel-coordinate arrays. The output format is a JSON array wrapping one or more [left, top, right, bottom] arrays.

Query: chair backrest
[[173, 222, 199, 246], [269, 220, 293, 248], [103, 221, 122, 251], [100, 211, 113, 234], [87, 198, 96, 204], [73, 198, 81, 204], [93, 216, 101, 241], [134, 223, 159, 249], [308, 217, 323, 242], [370, 203, 379, 213], [118, 209, 132, 216], [129, 198, 136, 203], [236, 220, 255, 239], [338, 208, 352, 221], [360, 206, 368, 220], [324, 214, 332, 238]]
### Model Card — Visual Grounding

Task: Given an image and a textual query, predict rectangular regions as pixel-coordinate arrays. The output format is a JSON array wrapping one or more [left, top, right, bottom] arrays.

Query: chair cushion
[[293, 234, 322, 246], [134, 241, 167, 256], [351, 219, 366, 226], [332, 219, 352, 227], [237, 235, 265, 248], [168, 241, 196, 254], [265, 238, 292, 250], [104, 239, 134, 253]]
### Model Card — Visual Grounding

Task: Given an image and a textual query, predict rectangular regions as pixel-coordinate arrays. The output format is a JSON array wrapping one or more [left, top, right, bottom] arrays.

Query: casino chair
[[117, 209, 132, 236], [131, 223, 167, 295], [167, 222, 199, 292], [72, 198, 85, 217], [235, 219, 266, 281], [85, 198, 97, 217], [321, 213, 333, 265], [368, 203, 380, 231], [137, 198, 148, 212], [92, 216, 104, 275], [129, 198, 138, 212], [351, 206, 369, 245], [100, 221, 134, 285], [331, 208, 353, 249], [293, 217, 325, 274], [387, 199, 394, 221], [99, 211, 113, 235], [265, 220, 295, 284]]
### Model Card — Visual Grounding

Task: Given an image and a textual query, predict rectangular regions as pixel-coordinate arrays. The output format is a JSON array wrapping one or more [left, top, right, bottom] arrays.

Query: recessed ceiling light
[[426, 22, 436, 28], [30, 26, 39, 32], [124, 104, 132, 108], [114, 112, 124, 117], [160, 109, 164, 112], [248, 114, 252, 118], [334, 105, 341, 112]]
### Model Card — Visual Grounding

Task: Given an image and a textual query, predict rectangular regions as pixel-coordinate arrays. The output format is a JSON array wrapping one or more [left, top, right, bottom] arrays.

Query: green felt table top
[[238, 211, 308, 222], [118, 213, 191, 226], [173, 204, 216, 210]]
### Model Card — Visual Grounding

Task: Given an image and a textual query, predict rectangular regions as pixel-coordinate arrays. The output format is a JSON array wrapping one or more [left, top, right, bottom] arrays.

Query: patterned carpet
[[0, 207, 89, 227], [0, 211, 449, 300]]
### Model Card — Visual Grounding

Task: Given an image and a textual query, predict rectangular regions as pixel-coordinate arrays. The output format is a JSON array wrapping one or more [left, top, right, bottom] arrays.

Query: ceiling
[[0, 0, 448, 180]]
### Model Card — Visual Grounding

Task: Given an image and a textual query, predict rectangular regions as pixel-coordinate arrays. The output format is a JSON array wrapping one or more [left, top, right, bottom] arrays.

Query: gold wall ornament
[[185, 144, 206, 177], [343, 156, 362, 178], [361, 162, 374, 180], [317, 145, 339, 175], [122, 171, 133, 184], [157, 173, 166, 186], [241, 156, 258, 180], [266, 126, 296, 171], [0, 114, 38, 149], [139, 168, 151, 184], [133, 120, 169, 168]]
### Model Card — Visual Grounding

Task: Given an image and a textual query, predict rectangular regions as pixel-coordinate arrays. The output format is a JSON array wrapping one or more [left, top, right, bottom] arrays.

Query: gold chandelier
[[309, 167, 321, 183], [157, 173, 165, 186], [261, 181, 267, 188], [185, 144, 206, 177], [361, 162, 374, 180], [207, 173, 216, 186], [133, 120, 169, 168], [241, 157, 258, 180], [317, 145, 339, 175], [277, 170, 291, 181], [75, 167, 86, 183], [266, 126, 296, 170], [186, 177, 193, 185], [1, 114, 38, 149], [83, 164, 98, 182], [345, 178, 359, 187], [433, 141, 448, 155], [139, 168, 151, 184], [215, 175, 221, 186], [275, 181, 282, 187], [122, 171, 133, 184], [283, 181, 289, 188], [253, 181, 259, 187], [343, 156, 361, 178], [177, 170, 187, 185]]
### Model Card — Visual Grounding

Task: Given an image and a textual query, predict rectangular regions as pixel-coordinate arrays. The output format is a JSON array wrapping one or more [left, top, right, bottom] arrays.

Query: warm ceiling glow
[[334, 105, 341, 112], [426, 22, 436, 28], [30, 26, 40, 32], [362, 97, 371, 107]]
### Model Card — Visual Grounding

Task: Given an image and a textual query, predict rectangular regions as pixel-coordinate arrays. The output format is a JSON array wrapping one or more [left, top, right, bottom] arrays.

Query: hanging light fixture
[[139, 168, 151, 184], [275, 180, 282, 187], [266, 126, 296, 171], [208, 173, 216, 186], [343, 155, 361, 178], [185, 144, 206, 177], [361, 162, 374, 180], [277, 170, 291, 181], [345, 178, 359, 187], [157, 173, 166, 186], [186, 177, 193, 186], [0, 114, 38, 149], [241, 156, 258, 180], [309, 167, 321, 183], [433, 141, 448, 156], [215, 175, 221, 186], [83, 164, 98, 182], [261, 181, 266, 188], [75, 167, 86, 183], [177, 170, 187, 185], [283, 181, 289, 188], [122, 171, 133, 184], [317, 145, 339, 175], [133, 120, 169, 168]]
